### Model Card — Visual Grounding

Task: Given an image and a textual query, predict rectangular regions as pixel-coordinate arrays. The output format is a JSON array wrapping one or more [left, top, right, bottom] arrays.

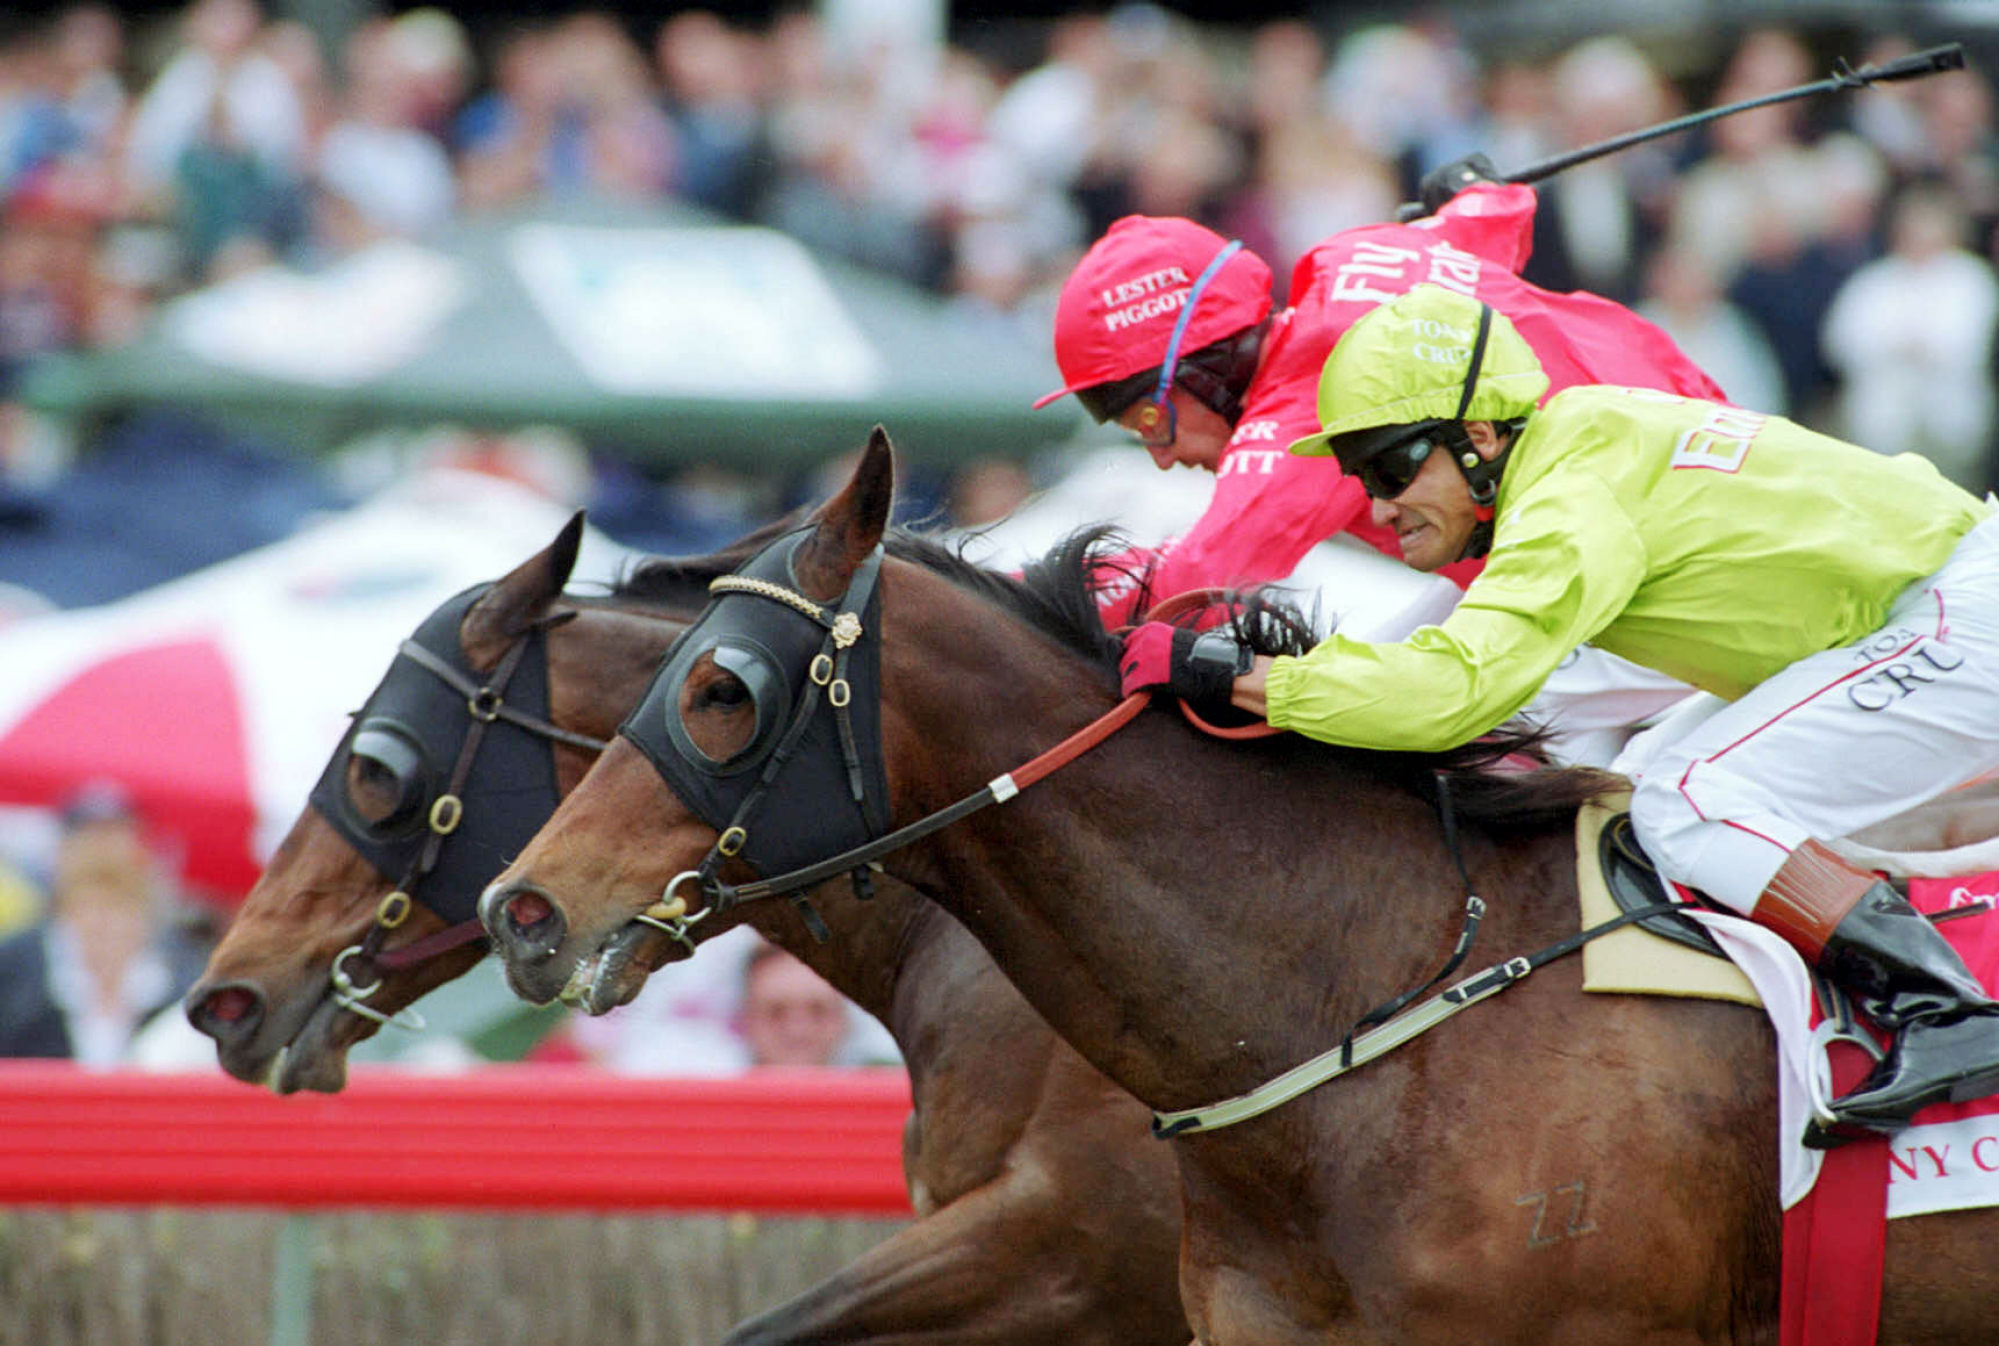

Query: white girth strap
[[1150, 954, 1534, 1138]]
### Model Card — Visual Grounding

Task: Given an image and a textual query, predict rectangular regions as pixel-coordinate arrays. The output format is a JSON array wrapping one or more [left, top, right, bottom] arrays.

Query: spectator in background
[[0, 854, 38, 937], [1318, 21, 1479, 198], [737, 939, 854, 1068], [458, 14, 671, 210], [124, 0, 307, 278], [256, 20, 334, 163], [558, 12, 675, 200], [1670, 28, 1827, 285], [1637, 242, 1787, 415], [1849, 35, 1935, 175], [1524, 36, 1677, 304], [1066, 4, 1231, 243], [547, 925, 898, 1073], [47, 4, 126, 163], [0, 171, 97, 391], [945, 454, 1034, 528], [1822, 181, 1999, 490], [1223, 116, 1395, 300], [758, 7, 948, 287], [654, 10, 766, 219], [1876, 45, 1999, 247], [1661, 31, 1885, 423], [455, 24, 570, 209], [0, 782, 210, 1065], [1723, 131, 1886, 424], [1465, 58, 1555, 187], [0, 23, 81, 200], [982, 12, 1107, 217], [381, 7, 473, 152], [309, 17, 456, 256], [0, 161, 109, 476]]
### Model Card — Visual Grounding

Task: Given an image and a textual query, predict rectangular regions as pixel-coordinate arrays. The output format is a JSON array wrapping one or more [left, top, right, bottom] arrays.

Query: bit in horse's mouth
[[558, 922, 654, 1015]]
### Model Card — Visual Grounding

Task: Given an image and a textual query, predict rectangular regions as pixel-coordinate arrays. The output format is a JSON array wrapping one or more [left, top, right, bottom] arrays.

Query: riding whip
[[1506, 42, 1966, 185]]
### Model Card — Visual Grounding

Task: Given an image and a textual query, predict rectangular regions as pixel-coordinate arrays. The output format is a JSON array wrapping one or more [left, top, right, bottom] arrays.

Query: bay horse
[[181, 513, 1192, 1346], [479, 429, 1999, 1345]]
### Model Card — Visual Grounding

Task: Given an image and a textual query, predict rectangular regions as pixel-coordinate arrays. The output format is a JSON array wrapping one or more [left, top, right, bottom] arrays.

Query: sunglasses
[[1356, 433, 1439, 500]]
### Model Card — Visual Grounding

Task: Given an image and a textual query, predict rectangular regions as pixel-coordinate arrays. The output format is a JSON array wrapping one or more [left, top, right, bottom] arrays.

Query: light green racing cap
[[1288, 284, 1550, 458]]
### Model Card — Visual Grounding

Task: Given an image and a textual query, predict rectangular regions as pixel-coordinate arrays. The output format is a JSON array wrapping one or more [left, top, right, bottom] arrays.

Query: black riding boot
[[1751, 841, 1999, 1148], [1819, 883, 1999, 1133]]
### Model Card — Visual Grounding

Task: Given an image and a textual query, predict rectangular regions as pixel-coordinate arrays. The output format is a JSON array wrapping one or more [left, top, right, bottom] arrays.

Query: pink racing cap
[[1033, 216, 1273, 410]]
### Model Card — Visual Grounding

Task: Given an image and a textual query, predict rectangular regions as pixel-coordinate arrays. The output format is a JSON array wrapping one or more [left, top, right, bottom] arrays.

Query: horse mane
[[883, 524, 1128, 669], [899, 524, 1615, 837], [1221, 584, 1618, 834], [612, 516, 1126, 669]]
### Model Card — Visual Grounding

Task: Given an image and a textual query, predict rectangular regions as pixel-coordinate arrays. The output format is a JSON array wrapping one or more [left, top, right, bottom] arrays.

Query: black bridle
[[307, 584, 607, 1025], [616, 529, 1147, 951], [618, 530, 891, 943]]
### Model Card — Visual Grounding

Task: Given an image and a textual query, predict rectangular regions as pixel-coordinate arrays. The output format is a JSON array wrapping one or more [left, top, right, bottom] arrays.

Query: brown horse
[[480, 429, 1999, 1346], [182, 514, 1190, 1346]]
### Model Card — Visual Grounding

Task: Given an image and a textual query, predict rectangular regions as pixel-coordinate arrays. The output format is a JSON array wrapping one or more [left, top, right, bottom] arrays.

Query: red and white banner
[[0, 467, 630, 903]]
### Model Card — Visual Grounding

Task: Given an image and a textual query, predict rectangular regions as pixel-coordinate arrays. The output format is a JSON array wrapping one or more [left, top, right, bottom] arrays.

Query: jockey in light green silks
[[1117, 283, 1999, 1147]]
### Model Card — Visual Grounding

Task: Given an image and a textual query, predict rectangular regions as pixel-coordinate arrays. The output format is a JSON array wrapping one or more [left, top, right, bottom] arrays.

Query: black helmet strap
[[1444, 302, 1512, 561]]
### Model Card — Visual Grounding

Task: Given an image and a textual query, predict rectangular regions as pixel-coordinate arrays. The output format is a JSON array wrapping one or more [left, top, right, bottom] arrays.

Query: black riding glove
[[1393, 152, 1503, 222], [1119, 622, 1254, 716]]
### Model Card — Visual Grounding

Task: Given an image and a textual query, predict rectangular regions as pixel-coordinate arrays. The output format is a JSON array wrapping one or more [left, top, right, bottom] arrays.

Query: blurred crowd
[[1, 4, 1998, 485], [5, 2, 1999, 1072]]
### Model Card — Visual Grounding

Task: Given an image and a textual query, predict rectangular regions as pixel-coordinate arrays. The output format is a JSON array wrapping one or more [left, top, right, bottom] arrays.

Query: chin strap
[[1176, 317, 1270, 426], [1443, 301, 1513, 562]]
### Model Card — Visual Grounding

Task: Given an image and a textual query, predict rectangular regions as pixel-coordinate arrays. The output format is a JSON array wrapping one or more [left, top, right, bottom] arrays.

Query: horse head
[[481, 430, 932, 1008], [185, 495, 916, 1091], [479, 426, 1151, 1020], [186, 513, 626, 1091]]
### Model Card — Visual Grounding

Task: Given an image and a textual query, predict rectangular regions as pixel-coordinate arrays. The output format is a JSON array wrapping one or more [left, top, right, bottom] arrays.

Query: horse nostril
[[482, 882, 566, 963], [505, 889, 553, 929], [187, 983, 263, 1042]]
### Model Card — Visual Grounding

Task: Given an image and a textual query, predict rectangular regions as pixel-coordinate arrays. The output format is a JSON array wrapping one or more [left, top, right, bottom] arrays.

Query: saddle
[[1596, 811, 1726, 958], [1575, 794, 1760, 1006]]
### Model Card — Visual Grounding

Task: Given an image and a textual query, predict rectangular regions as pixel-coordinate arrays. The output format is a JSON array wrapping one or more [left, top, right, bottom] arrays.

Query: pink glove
[[1118, 622, 1253, 709], [1118, 622, 1179, 697]]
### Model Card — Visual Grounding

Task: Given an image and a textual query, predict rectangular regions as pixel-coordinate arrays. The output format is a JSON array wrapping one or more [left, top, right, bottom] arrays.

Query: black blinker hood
[[618, 532, 890, 877], [307, 584, 563, 927]]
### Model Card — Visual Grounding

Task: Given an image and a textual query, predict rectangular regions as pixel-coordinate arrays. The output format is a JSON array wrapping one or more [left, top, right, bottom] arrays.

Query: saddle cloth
[[1576, 798, 1999, 1346], [1575, 795, 1999, 1216]]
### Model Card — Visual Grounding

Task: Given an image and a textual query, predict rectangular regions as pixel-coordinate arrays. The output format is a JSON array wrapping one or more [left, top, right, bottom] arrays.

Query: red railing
[[0, 1061, 915, 1215]]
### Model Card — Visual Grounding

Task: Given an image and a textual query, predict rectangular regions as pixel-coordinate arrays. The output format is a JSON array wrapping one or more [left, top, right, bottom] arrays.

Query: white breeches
[[1626, 510, 1999, 913]]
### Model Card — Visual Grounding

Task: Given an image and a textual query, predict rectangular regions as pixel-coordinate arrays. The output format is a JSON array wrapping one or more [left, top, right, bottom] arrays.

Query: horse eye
[[696, 677, 752, 711], [345, 753, 414, 826]]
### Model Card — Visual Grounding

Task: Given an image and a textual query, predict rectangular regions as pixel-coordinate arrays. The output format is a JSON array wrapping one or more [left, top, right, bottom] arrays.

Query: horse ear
[[461, 511, 585, 661], [796, 427, 894, 600]]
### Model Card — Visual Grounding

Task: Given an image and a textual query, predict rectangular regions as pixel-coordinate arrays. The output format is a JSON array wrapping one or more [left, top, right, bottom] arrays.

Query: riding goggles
[[1355, 431, 1440, 501]]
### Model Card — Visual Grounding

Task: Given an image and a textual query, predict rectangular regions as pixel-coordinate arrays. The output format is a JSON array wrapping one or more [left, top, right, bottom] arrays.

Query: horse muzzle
[[479, 878, 573, 1003]]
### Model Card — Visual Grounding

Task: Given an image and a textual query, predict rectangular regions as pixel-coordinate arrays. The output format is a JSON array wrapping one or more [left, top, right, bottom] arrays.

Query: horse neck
[[876, 585, 1557, 1116], [735, 879, 933, 1028]]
